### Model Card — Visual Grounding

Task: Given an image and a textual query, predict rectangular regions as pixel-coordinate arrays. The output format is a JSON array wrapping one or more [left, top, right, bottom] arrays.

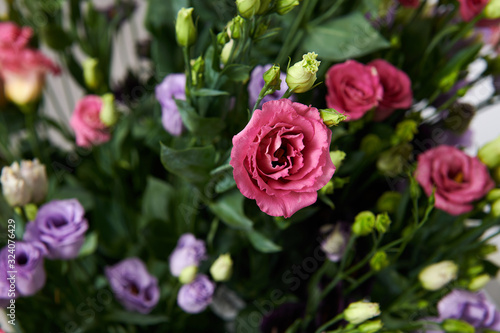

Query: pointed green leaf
[[247, 230, 282, 253], [175, 100, 225, 138], [209, 191, 253, 230]]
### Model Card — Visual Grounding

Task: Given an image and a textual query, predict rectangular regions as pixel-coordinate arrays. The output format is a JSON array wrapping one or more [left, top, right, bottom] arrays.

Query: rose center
[[272, 147, 287, 167], [453, 172, 464, 183]]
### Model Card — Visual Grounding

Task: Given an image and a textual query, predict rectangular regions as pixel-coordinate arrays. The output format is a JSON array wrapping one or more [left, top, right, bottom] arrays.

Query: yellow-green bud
[[344, 301, 381, 325], [485, 0, 500, 19], [352, 211, 376, 236], [439, 71, 459, 92], [467, 263, 484, 277], [377, 144, 412, 177], [320, 108, 347, 127], [210, 254, 233, 282], [370, 251, 389, 272], [375, 212, 391, 233], [276, 0, 300, 15], [24, 203, 38, 221], [175, 7, 197, 47], [391, 120, 418, 145], [227, 16, 244, 39], [221, 39, 234, 65], [376, 191, 401, 214], [442, 319, 475, 333], [217, 30, 229, 45], [319, 180, 334, 195], [179, 265, 198, 284], [494, 167, 500, 183], [360, 134, 383, 156], [358, 319, 384, 333], [82, 58, 101, 90], [236, 0, 260, 18], [480, 244, 498, 257], [257, 0, 272, 14], [478, 135, 500, 169], [286, 52, 320, 93], [191, 56, 205, 86], [487, 189, 500, 202], [99, 93, 118, 127], [491, 199, 500, 217], [330, 150, 346, 169], [263, 65, 282, 95], [418, 261, 458, 291], [468, 274, 491, 291]]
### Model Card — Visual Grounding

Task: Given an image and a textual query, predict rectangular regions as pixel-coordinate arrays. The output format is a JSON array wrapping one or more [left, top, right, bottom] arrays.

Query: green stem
[[314, 313, 344, 333], [183, 46, 193, 104], [282, 88, 294, 99], [309, 0, 346, 26], [25, 112, 43, 162]]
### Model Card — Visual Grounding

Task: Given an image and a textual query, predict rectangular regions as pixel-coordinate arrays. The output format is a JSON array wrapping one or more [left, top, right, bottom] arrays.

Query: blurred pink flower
[[70, 95, 111, 148]]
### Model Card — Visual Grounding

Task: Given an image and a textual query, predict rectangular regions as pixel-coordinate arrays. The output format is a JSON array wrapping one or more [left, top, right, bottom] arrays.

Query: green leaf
[[105, 310, 169, 325], [221, 64, 252, 82], [192, 88, 230, 97], [303, 12, 390, 61], [160, 143, 216, 185], [78, 232, 98, 258], [142, 176, 175, 221], [209, 191, 253, 230], [247, 230, 282, 253], [175, 100, 225, 138], [41, 24, 73, 50]]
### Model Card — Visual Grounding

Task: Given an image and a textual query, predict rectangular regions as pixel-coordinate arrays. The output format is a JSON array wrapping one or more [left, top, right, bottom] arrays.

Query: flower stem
[[183, 46, 193, 103], [281, 88, 294, 99], [314, 313, 344, 333]]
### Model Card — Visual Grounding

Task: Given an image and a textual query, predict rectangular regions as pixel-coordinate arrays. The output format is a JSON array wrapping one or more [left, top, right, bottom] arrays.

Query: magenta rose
[[398, 0, 420, 8], [368, 59, 413, 121], [415, 145, 494, 215], [325, 60, 383, 121], [70, 95, 111, 148], [458, 0, 489, 22], [230, 99, 335, 218]]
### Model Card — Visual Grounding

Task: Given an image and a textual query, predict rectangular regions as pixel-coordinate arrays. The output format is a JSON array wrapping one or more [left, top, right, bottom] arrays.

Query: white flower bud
[[344, 301, 381, 325], [179, 265, 198, 284], [210, 254, 233, 282], [19, 158, 48, 204], [1, 162, 30, 207], [286, 52, 320, 93], [418, 260, 458, 291]]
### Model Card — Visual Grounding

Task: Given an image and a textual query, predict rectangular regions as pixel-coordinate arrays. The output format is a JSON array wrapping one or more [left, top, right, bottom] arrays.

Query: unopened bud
[[376, 191, 401, 214], [263, 65, 282, 95], [352, 211, 376, 236], [320, 223, 350, 262], [227, 16, 244, 39], [179, 265, 198, 284], [210, 254, 233, 281], [491, 199, 500, 217], [485, 0, 500, 19], [175, 7, 197, 47], [1, 159, 48, 207], [391, 119, 418, 145], [419, 261, 458, 291], [191, 56, 205, 86], [344, 301, 381, 325], [478, 135, 500, 169], [276, 0, 300, 15], [320, 108, 347, 127], [360, 134, 383, 156], [330, 150, 346, 168], [468, 274, 491, 291], [370, 251, 389, 271], [286, 52, 320, 93], [377, 143, 412, 177], [358, 319, 383, 333], [375, 212, 391, 233], [221, 39, 234, 65], [442, 319, 475, 333], [99, 93, 118, 127], [83, 58, 101, 90], [257, 0, 272, 14], [236, 0, 260, 18]]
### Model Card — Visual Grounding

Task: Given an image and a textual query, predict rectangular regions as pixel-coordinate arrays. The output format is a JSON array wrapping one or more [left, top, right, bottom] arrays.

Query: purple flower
[[155, 73, 186, 136], [248, 65, 293, 108], [105, 257, 160, 314], [177, 274, 215, 314], [320, 222, 350, 262], [427, 290, 500, 332], [0, 241, 46, 305], [169, 233, 206, 277], [24, 199, 88, 260]]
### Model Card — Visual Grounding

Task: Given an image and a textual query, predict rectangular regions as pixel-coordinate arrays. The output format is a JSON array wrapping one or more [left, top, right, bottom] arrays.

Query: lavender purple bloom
[[248, 65, 292, 108], [105, 257, 160, 314], [24, 199, 88, 260], [177, 274, 215, 314], [169, 233, 206, 277], [155, 73, 186, 136], [0, 241, 46, 305], [427, 289, 500, 332]]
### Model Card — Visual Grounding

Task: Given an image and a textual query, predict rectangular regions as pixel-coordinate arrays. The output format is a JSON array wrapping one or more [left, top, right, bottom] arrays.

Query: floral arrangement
[[1, 0, 500, 332]]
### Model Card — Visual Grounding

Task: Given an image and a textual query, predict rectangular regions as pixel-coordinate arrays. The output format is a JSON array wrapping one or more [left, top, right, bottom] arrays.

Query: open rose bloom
[[231, 99, 335, 218], [70, 95, 111, 148]]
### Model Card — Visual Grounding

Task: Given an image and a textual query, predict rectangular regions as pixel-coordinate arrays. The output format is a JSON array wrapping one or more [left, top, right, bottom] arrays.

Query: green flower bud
[[320, 108, 347, 127], [360, 134, 383, 156], [217, 30, 229, 45], [391, 120, 418, 145], [375, 212, 391, 233], [191, 56, 205, 86], [479, 244, 498, 257], [236, 0, 260, 18], [467, 263, 483, 277], [439, 71, 459, 92], [210, 253, 233, 282], [221, 39, 234, 65], [441, 319, 475, 333], [227, 16, 244, 39], [468, 274, 491, 291], [418, 261, 458, 291], [485, 0, 500, 19], [344, 301, 381, 325], [254, 21, 270, 39], [377, 143, 412, 177], [486, 189, 500, 202], [263, 65, 282, 95], [352, 211, 376, 236], [319, 180, 334, 195], [276, 0, 300, 15], [257, 0, 273, 14], [370, 251, 389, 272], [494, 167, 500, 183], [491, 199, 500, 217], [330, 150, 346, 168], [175, 7, 197, 47], [99, 93, 118, 127], [286, 52, 320, 93], [376, 191, 401, 214], [478, 135, 500, 169], [179, 265, 198, 284], [358, 319, 383, 333], [82, 58, 101, 90]]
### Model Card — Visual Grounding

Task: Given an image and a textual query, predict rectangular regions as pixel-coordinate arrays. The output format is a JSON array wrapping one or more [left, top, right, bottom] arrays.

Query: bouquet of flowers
[[1, 0, 500, 332]]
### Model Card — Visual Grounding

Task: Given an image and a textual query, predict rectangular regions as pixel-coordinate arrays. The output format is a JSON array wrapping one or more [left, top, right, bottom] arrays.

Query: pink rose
[[70, 95, 111, 148], [398, 0, 420, 8], [415, 145, 494, 216], [369, 59, 413, 121], [325, 60, 383, 121], [230, 99, 335, 218], [0, 22, 32, 49], [458, 0, 489, 22]]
